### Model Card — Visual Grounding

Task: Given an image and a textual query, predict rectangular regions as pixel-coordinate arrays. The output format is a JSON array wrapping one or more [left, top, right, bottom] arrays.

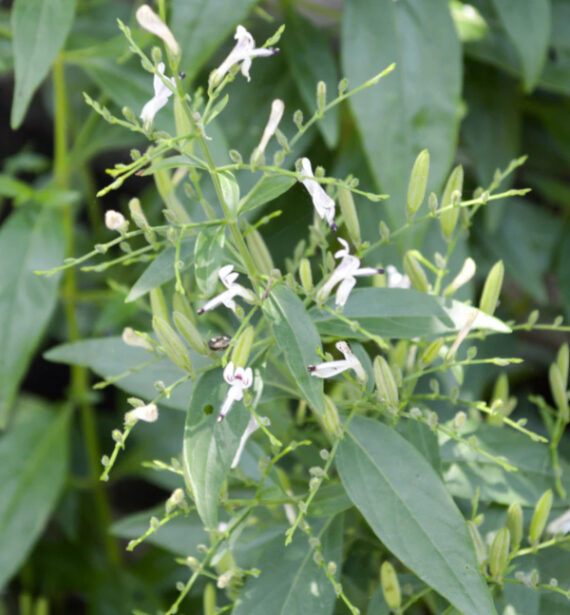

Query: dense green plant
[[1, 1, 570, 614]]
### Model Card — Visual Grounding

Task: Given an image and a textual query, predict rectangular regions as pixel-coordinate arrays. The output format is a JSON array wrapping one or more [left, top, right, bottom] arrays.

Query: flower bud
[[152, 315, 193, 372], [379, 220, 390, 242], [374, 356, 399, 413], [380, 561, 401, 610], [406, 149, 429, 220], [529, 489, 553, 545], [550, 363, 569, 422], [231, 326, 254, 368], [122, 327, 154, 352], [246, 227, 273, 276], [440, 165, 463, 241], [479, 260, 504, 316], [293, 109, 303, 129], [421, 339, 444, 367], [150, 287, 169, 324], [136, 4, 180, 59], [126, 403, 159, 424], [506, 502, 523, 551], [105, 210, 128, 232], [299, 258, 313, 293], [173, 291, 196, 324], [338, 77, 349, 95], [443, 257, 476, 297], [317, 81, 327, 114], [338, 187, 361, 245], [403, 250, 429, 293], [557, 343, 569, 389], [322, 395, 342, 439], [203, 583, 216, 615], [467, 520, 487, 569], [128, 198, 149, 230], [173, 311, 207, 354], [489, 527, 510, 582]]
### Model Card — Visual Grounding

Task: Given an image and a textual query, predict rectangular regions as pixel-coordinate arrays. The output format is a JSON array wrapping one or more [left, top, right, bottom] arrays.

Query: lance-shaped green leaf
[[337, 416, 496, 615], [194, 226, 226, 296], [263, 285, 325, 415], [183, 369, 250, 528], [11, 0, 75, 128], [0, 399, 70, 589], [0, 207, 65, 426], [238, 175, 296, 215], [310, 288, 510, 340], [233, 515, 342, 615]]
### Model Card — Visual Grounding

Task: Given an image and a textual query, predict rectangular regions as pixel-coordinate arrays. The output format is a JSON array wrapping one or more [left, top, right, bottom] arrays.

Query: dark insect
[[208, 334, 231, 351]]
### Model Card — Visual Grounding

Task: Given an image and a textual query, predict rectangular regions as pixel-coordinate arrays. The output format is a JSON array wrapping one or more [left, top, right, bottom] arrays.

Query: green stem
[[53, 55, 120, 567]]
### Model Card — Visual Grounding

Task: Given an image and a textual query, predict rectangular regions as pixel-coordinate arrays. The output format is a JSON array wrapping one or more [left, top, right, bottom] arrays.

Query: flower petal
[[335, 276, 356, 307]]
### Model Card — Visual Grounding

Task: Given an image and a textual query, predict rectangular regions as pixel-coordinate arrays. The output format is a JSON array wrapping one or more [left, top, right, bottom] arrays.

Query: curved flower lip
[[197, 265, 255, 315], [318, 238, 384, 307], [140, 62, 176, 128], [217, 361, 254, 422], [308, 341, 366, 382], [300, 158, 337, 231], [211, 25, 279, 87]]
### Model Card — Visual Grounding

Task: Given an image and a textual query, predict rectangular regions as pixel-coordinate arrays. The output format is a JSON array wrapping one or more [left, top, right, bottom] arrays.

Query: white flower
[[136, 4, 180, 57], [547, 508, 570, 536], [125, 403, 158, 423], [140, 62, 175, 128], [386, 265, 411, 289], [251, 99, 284, 164], [211, 25, 278, 87], [299, 158, 337, 231], [197, 265, 256, 315], [122, 327, 154, 352], [308, 341, 366, 382], [217, 361, 253, 422], [317, 238, 382, 307], [105, 210, 128, 232], [231, 415, 267, 468]]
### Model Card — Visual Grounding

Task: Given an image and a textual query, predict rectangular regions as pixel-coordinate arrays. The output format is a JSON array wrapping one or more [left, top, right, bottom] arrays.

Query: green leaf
[[126, 238, 195, 302], [342, 0, 462, 228], [171, 0, 259, 82], [308, 483, 353, 518], [490, 0, 550, 92], [44, 337, 206, 411], [239, 175, 296, 215], [337, 416, 496, 615], [310, 288, 510, 340], [182, 369, 250, 528], [233, 516, 342, 615], [0, 398, 70, 590], [194, 227, 226, 296], [282, 10, 339, 148], [0, 207, 65, 426], [263, 285, 325, 416], [11, 0, 75, 128]]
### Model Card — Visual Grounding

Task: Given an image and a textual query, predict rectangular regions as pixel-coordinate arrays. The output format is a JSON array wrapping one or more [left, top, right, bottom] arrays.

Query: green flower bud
[[203, 583, 217, 615], [374, 356, 399, 413], [466, 520, 487, 568], [231, 326, 254, 368], [129, 197, 150, 230], [406, 149, 429, 220], [549, 362, 568, 421], [379, 220, 390, 242], [338, 187, 361, 245], [440, 165, 464, 241], [322, 395, 342, 439], [380, 561, 401, 610], [173, 291, 196, 324], [338, 77, 349, 95], [173, 311, 207, 354], [529, 489, 553, 545], [506, 502, 523, 551], [293, 109, 303, 129], [489, 527, 510, 582], [479, 260, 504, 316], [246, 228, 274, 276], [557, 343, 569, 390], [153, 315, 192, 372], [403, 250, 429, 293], [317, 80, 327, 114], [150, 287, 169, 323], [421, 339, 444, 367], [299, 258, 314, 293], [428, 192, 438, 215]]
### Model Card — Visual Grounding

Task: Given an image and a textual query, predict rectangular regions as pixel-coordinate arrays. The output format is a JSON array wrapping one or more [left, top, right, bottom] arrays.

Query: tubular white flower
[[126, 403, 158, 423], [231, 415, 267, 468], [300, 158, 337, 231], [136, 4, 180, 57], [197, 265, 255, 315], [308, 341, 366, 382], [122, 327, 154, 352], [386, 265, 411, 289], [547, 508, 570, 536], [317, 238, 382, 307], [140, 62, 175, 128], [217, 361, 253, 422], [105, 210, 128, 232], [211, 25, 278, 86], [252, 99, 284, 163]]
